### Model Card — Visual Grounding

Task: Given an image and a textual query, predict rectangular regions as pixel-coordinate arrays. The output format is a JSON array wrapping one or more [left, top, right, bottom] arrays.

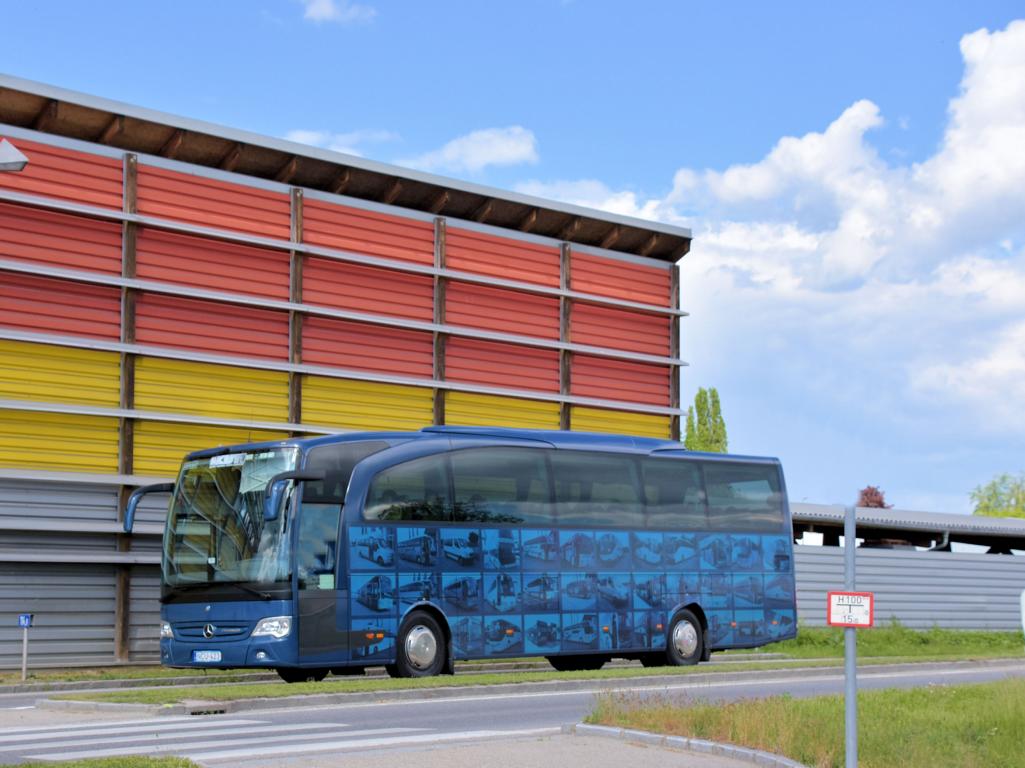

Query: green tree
[[684, 386, 728, 452], [971, 472, 1025, 518]]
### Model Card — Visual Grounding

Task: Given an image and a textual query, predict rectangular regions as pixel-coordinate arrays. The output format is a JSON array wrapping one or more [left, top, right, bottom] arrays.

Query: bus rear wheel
[[666, 610, 703, 666], [276, 667, 328, 684], [390, 611, 446, 678], [546, 654, 606, 672]]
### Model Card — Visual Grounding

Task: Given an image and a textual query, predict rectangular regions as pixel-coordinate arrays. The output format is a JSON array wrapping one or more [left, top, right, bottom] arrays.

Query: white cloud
[[527, 20, 1025, 441], [399, 126, 539, 173], [299, 0, 375, 24], [284, 128, 399, 157]]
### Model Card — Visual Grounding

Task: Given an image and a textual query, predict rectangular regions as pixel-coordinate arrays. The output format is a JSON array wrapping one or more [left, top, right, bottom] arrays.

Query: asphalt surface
[[0, 659, 1022, 767]]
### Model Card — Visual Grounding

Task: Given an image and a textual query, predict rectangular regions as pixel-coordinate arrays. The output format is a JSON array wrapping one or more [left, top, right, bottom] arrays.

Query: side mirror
[[124, 483, 175, 533], [263, 471, 325, 521]]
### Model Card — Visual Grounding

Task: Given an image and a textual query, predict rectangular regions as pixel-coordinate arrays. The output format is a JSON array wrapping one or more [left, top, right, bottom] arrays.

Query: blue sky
[[3, 2, 1024, 513]]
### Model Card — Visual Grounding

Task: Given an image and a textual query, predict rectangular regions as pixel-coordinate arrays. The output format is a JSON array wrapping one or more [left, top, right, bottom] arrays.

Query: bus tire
[[392, 611, 446, 678], [666, 609, 703, 666], [276, 667, 328, 684]]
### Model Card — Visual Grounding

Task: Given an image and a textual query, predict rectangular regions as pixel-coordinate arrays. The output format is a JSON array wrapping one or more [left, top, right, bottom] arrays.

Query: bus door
[[296, 441, 389, 665], [295, 498, 348, 664]]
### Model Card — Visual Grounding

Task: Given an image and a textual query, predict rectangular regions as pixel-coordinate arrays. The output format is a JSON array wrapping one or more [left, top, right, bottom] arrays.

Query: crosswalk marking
[[0, 718, 263, 744], [0, 715, 212, 736], [29, 726, 428, 762], [17, 722, 338, 752], [190, 728, 561, 762]]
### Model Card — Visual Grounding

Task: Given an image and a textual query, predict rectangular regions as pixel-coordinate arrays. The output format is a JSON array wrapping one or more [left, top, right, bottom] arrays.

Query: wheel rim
[[405, 625, 438, 669], [672, 620, 699, 658]]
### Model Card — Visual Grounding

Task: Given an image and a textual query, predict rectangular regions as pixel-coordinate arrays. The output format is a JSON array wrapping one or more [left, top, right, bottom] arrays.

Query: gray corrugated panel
[[0, 479, 117, 523], [795, 545, 1025, 630], [0, 564, 116, 668], [0, 533, 117, 550], [129, 566, 161, 660], [134, 492, 171, 526]]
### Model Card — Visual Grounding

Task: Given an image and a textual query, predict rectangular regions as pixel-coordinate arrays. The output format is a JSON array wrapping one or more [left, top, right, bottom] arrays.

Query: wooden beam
[[638, 233, 660, 257], [559, 216, 582, 241], [600, 225, 622, 250], [220, 143, 244, 171], [381, 179, 403, 205], [32, 100, 59, 131], [98, 115, 125, 145], [517, 207, 538, 232], [159, 129, 185, 159], [331, 168, 352, 195], [428, 190, 449, 214], [275, 156, 299, 184], [472, 199, 494, 223], [670, 240, 692, 260]]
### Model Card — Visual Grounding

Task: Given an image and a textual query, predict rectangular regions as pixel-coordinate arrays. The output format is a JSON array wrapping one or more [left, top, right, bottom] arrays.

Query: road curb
[[564, 723, 810, 768]]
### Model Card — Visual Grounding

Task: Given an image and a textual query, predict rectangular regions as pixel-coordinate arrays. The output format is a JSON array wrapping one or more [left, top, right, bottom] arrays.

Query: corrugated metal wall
[[794, 546, 1025, 630], [0, 127, 689, 668]]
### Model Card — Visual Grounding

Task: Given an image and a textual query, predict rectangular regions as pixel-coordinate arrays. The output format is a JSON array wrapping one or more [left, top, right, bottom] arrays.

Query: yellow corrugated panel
[[133, 421, 288, 477], [0, 340, 120, 407], [571, 406, 672, 439], [0, 410, 119, 472], [134, 357, 288, 422], [445, 392, 560, 430], [302, 376, 432, 431]]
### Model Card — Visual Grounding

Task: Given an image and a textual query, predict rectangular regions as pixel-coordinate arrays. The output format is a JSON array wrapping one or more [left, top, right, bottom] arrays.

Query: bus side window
[[642, 458, 707, 530], [364, 454, 453, 522], [450, 448, 553, 524], [303, 441, 389, 504], [550, 451, 644, 528], [703, 462, 786, 532]]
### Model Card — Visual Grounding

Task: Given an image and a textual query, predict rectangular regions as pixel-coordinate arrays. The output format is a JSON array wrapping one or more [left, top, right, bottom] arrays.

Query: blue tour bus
[[125, 426, 797, 683]]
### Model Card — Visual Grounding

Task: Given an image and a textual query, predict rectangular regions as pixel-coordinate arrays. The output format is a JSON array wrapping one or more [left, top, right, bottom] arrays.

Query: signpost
[[827, 506, 875, 768], [18, 614, 33, 682]]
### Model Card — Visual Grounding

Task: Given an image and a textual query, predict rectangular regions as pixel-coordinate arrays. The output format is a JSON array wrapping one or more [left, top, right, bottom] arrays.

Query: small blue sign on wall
[[18, 614, 33, 629]]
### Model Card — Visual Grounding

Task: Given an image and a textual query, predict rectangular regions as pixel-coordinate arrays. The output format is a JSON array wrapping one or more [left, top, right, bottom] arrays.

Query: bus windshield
[[163, 447, 299, 588]]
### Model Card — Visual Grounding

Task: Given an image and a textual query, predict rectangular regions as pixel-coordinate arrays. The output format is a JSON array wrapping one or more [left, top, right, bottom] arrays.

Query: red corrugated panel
[[135, 293, 288, 360], [570, 301, 671, 357], [303, 257, 433, 321], [137, 228, 289, 300], [303, 199, 434, 265], [137, 165, 290, 239], [0, 272, 120, 339], [0, 202, 122, 274], [445, 281, 559, 340], [303, 316, 433, 378], [571, 354, 670, 406], [0, 138, 122, 209], [571, 252, 671, 306], [446, 228, 560, 287], [445, 337, 559, 393]]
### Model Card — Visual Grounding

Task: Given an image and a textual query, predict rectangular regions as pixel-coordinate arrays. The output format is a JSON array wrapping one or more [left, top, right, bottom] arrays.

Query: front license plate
[[192, 650, 222, 663]]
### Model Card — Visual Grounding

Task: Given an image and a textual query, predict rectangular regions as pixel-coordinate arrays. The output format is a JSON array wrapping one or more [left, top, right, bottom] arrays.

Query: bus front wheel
[[666, 610, 703, 666], [390, 611, 446, 678], [276, 667, 328, 684]]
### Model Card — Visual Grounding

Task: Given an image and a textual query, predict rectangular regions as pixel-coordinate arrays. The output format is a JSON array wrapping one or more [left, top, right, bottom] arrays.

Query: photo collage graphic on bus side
[[348, 525, 796, 661]]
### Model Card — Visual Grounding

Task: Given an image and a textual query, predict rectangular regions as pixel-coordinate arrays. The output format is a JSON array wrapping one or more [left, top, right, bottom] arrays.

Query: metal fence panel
[[795, 545, 1025, 630]]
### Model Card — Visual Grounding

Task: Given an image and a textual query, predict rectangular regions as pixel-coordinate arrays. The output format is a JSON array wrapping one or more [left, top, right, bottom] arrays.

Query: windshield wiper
[[168, 580, 274, 600]]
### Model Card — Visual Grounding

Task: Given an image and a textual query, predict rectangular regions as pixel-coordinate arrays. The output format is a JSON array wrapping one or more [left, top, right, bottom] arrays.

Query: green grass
[[55, 652, 1017, 706], [770, 623, 1025, 659], [0, 666, 266, 686], [588, 678, 1025, 768], [10, 759, 198, 768]]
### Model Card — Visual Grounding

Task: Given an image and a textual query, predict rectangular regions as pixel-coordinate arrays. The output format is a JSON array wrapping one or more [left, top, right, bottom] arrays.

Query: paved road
[[0, 660, 1022, 766]]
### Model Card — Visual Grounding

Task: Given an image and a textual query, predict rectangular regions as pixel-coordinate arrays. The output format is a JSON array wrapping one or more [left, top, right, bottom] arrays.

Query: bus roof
[[184, 426, 780, 464]]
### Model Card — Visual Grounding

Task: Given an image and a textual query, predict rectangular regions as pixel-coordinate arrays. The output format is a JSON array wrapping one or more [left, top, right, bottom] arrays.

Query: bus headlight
[[160, 621, 173, 638], [252, 616, 292, 639]]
